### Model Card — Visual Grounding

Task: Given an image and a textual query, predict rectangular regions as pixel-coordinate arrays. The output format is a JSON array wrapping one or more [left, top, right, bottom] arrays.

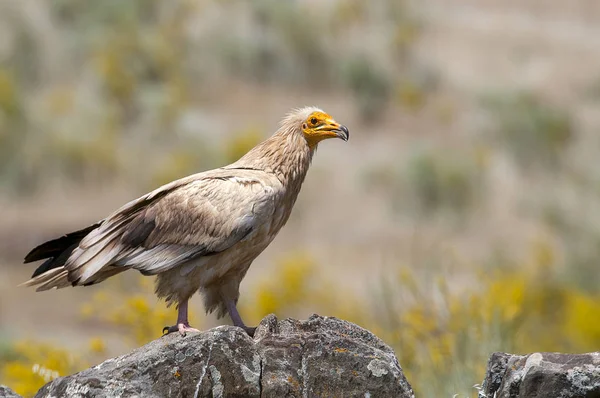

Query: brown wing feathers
[[120, 214, 156, 248], [22, 171, 265, 290]]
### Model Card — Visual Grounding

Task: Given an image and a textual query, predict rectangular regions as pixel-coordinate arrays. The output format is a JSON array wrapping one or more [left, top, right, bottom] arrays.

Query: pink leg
[[162, 300, 200, 336]]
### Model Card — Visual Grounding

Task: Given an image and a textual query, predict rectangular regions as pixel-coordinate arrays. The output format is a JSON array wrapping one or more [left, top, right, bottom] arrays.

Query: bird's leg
[[162, 300, 200, 337], [225, 299, 256, 337]]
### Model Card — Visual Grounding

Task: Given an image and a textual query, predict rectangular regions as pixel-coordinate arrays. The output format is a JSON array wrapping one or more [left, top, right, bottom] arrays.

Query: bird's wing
[[67, 169, 281, 285]]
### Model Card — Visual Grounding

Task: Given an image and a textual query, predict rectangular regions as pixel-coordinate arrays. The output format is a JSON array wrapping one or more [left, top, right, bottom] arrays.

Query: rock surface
[[479, 352, 600, 398], [35, 314, 414, 398], [0, 386, 22, 398]]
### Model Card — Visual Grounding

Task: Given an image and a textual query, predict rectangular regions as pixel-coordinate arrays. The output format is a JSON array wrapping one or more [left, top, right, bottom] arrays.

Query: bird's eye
[[310, 117, 318, 125]]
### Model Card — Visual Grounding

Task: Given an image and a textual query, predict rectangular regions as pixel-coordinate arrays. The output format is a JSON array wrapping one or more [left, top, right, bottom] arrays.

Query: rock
[[0, 385, 22, 398], [479, 351, 600, 398], [35, 314, 414, 398]]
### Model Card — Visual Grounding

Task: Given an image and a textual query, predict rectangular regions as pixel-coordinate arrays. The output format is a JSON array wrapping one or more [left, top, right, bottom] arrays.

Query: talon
[[162, 325, 181, 336]]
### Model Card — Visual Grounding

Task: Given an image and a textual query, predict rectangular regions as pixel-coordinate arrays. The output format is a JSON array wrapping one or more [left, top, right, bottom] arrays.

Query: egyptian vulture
[[22, 107, 349, 336]]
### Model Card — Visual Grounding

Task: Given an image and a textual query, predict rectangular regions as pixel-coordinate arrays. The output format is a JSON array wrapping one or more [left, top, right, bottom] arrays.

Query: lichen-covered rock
[[0, 385, 22, 398], [479, 351, 600, 398], [35, 314, 414, 398]]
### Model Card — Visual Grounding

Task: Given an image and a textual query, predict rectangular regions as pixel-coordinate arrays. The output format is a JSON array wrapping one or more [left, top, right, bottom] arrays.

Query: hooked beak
[[336, 125, 349, 142], [317, 120, 349, 142]]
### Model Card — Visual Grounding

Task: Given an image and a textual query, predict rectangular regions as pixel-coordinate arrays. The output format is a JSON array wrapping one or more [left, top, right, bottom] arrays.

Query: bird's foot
[[241, 325, 256, 337], [162, 323, 200, 337]]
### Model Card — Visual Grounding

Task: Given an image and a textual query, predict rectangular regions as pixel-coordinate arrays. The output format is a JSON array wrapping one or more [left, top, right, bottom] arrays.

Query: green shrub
[[482, 92, 573, 170], [365, 147, 486, 217], [341, 57, 391, 122]]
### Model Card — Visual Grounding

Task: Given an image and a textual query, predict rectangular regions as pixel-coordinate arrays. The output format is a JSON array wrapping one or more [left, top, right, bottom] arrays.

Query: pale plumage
[[22, 107, 349, 335]]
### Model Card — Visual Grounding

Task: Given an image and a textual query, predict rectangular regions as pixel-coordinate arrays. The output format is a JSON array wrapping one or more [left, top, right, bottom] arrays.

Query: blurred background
[[1, 0, 600, 396]]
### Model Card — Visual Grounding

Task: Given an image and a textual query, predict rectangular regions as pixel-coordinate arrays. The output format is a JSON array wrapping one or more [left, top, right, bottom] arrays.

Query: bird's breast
[[176, 176, 298, 286]]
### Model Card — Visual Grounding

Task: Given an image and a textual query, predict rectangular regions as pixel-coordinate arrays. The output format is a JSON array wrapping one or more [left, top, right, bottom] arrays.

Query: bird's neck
[[235, 130, 315, 187]]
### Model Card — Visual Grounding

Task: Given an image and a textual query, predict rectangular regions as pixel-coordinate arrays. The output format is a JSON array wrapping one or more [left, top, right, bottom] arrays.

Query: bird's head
[[283, 107, 349, 148], [301, 109, 349, 147]]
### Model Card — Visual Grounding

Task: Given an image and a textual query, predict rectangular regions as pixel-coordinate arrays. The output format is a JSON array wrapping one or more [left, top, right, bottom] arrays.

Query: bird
[[21, 107, 349, 337]]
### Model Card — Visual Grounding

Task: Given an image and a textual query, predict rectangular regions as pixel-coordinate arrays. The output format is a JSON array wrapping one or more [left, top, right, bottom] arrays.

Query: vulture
[[22, 107, 349, 336]]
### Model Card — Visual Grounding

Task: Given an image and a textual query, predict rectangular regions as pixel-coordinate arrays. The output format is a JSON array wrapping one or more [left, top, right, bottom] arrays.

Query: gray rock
[[479, 351, 600, 398], [35, 314, 414, 398], [0, 385, 22, 398]]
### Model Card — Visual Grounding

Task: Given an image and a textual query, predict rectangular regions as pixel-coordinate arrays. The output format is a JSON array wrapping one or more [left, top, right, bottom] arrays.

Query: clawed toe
[[162, 323, 200, 337], [163, 325, 177, 335]]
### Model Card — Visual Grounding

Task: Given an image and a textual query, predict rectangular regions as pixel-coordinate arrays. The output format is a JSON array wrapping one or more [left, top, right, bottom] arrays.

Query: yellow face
[[301, 111, 349, 147]]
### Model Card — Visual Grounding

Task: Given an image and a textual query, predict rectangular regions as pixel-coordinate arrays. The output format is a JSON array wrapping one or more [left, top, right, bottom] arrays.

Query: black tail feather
[[24, 224, 100, 263], [24, 223, 100, 278], [30, 242, 80, 278]]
